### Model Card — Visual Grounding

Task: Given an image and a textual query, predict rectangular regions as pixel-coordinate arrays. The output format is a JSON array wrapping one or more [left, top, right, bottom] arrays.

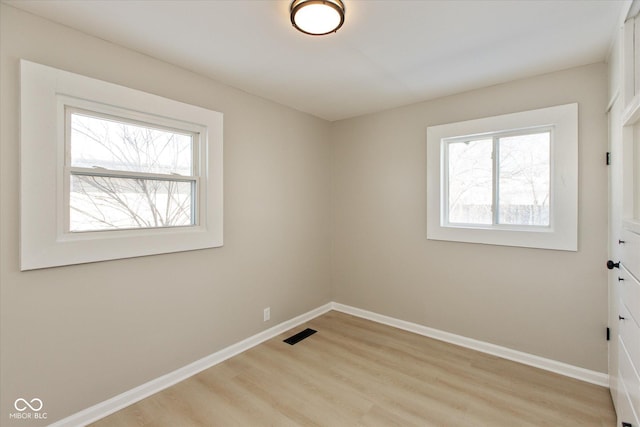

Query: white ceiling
[[5, 0, 629, 121]]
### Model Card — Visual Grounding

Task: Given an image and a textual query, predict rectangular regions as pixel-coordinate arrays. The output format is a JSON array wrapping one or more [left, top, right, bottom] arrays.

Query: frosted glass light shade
[[290, 0, 345, 36]]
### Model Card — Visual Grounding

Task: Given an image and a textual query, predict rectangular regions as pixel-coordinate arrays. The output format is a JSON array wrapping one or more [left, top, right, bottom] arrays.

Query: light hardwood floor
[[91, 311, 616, 426]]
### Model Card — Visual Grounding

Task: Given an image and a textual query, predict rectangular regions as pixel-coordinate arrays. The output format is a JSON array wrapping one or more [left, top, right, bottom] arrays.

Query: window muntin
[[66, 108, 200, 233], [444, 128, 551, 229]]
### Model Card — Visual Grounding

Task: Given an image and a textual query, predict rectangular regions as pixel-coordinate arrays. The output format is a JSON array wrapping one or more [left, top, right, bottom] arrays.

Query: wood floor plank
[[90, 311, 616, 426]]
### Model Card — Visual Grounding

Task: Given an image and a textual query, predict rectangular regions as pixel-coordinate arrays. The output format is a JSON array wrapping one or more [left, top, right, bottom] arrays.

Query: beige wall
[[0, 5, 332, 425], [1, 3, 611, 425], [331, 63, 609, 373]]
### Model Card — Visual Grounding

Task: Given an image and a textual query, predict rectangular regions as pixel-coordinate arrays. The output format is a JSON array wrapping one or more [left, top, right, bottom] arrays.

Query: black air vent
[[284, 328, 317, 345]]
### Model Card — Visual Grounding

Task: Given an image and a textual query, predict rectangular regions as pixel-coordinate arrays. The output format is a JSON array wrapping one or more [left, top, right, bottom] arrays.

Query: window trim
[[20, 60, 223, 270], [426, 103, 578, 251]]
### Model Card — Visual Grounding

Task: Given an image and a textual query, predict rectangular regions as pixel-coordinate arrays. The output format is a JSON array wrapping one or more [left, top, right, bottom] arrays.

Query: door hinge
[[607, 327, 610, 341], [606, 152, 611, 165]]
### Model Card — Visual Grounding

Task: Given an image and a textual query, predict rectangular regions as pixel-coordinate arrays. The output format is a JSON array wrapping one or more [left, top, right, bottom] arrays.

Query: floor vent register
[[283, 328, 317, 345]]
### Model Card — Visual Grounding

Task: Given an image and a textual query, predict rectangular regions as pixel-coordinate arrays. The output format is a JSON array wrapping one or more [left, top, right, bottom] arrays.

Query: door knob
[[619, 315, 626, 320], [607, 260, 620, 270]]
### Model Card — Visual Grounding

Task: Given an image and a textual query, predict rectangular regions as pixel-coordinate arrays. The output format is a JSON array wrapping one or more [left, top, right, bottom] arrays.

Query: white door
[[609, 9, 640, 427], [608, 93, 623, 414]]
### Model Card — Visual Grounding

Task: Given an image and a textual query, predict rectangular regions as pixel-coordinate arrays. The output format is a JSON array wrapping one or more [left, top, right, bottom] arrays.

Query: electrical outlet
[[263, 307, 270, 322]]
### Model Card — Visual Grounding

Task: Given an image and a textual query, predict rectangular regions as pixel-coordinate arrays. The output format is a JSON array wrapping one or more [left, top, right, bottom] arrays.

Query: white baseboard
[[49, 301, 609, 426], [331, 302, 609, 387], [48, 303, 333, 427]]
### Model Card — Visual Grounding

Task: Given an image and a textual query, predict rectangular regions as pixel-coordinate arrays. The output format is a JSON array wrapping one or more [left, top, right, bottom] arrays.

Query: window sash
[[65, 106, 199, 175], [442, 126, 553, 230]]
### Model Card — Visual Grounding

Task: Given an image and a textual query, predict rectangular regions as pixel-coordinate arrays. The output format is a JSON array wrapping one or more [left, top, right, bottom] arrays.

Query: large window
[[20, 60, 223, 270], [66, 108, 198, 232], [427, 104, 577, 251]]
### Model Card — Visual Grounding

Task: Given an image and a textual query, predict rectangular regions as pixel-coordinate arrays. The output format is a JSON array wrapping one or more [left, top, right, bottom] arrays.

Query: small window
[[444, 128, 551, 228], [20, 60, 223, 270], [427, 104, 577, 251]]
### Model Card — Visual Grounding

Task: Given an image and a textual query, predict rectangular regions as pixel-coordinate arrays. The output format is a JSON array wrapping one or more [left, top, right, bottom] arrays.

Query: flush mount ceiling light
[[290, 0, 345, 36]]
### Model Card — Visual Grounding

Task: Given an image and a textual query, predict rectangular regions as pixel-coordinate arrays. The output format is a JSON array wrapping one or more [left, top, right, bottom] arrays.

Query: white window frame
[[20, 60, 223, 270], [62, 102, 203, 233], [442, 126, 553, 230], [426, 103, 578, 251]]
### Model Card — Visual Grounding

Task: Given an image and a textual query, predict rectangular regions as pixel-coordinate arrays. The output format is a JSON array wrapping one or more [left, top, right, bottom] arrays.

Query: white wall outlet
[[263, 307, 270, 322]]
